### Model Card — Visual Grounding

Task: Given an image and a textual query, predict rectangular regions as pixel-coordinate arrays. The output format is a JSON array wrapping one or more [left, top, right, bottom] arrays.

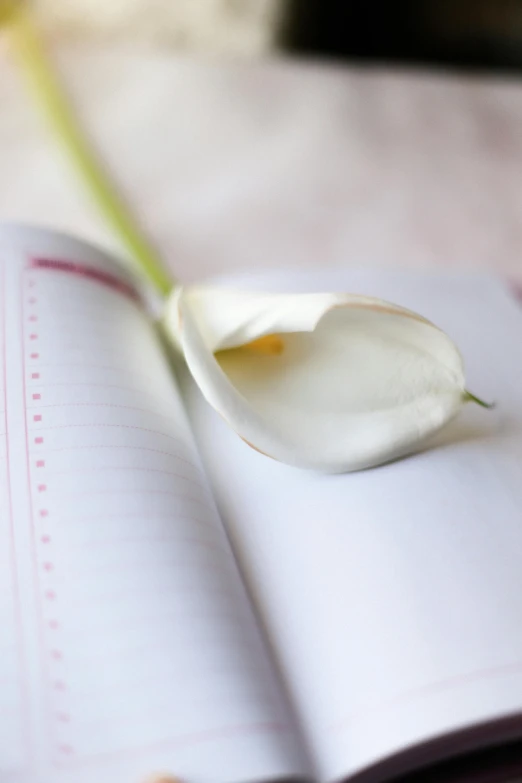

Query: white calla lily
[[164, 286, 480, 473], [1, 6, 484, 473]]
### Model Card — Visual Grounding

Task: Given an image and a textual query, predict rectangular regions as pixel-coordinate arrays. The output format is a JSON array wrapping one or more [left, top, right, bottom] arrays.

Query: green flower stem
[[5, 3, 173, 295], [464, 390, 495, 409]]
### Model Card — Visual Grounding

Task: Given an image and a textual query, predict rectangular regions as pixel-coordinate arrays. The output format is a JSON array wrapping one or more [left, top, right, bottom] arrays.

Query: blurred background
[[285, 0, 522, 72], [2, 0, 522, 281], [33, 0, 522, 69]]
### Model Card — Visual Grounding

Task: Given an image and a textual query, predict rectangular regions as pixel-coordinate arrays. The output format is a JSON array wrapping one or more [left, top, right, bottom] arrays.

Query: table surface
[[1, 44, 522, 283]]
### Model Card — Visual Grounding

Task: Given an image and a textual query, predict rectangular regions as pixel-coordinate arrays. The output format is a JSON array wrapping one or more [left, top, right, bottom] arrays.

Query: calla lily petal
[[163, 286, 468, 473]]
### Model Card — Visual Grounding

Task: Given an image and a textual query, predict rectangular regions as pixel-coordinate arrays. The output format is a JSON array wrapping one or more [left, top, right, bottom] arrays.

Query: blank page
[[0, 226, 308, 783], [183, 266, 522, 783]]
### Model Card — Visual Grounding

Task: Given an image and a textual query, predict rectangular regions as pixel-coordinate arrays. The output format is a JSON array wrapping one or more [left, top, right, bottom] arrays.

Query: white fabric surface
[[1, 44, 522, 283]]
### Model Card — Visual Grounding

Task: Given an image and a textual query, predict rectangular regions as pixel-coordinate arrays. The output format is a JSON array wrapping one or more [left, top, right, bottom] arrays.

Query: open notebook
[[2, 224, 522, 783]]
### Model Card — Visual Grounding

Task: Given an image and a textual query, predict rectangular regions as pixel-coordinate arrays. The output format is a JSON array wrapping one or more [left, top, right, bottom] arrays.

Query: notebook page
[[182, 266, 522, 783], [0, 226, 308, 783]]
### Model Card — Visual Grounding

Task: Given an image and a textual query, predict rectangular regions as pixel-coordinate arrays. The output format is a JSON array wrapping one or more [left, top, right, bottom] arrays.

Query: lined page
[[183, 266, 522, 783], [0, 226, 307, 783]]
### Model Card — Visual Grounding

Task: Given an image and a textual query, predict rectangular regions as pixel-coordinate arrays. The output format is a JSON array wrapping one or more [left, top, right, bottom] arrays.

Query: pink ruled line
[[50, 599, 246, 634], [30, 258, 141, 306], [41, 444, 197, 470], [47, 465, 206, 490], [76, 683, 273, 735], [25, 401, 179, 424], [46, 511, 213, 529], [62, 628, 262, 666], [68, 656, 260, 700], [52, 487, 214, 511], [2, 260, 31, 770], [26, 380, 176, 405], [21, 268, 55, 759], [54, 550, 227, 577], [80, 533, 224, 549], [331, 657, 522, 735], [27, 422, 185, 443], [54, 721, 288, 769], [62, 576, 237, 613], [25, 362, 146, 377]]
